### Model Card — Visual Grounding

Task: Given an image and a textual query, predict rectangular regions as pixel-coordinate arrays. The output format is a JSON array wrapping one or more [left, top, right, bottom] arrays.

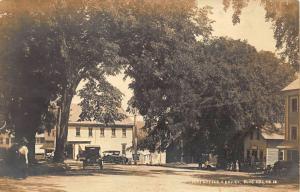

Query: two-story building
[[278, 78, 300, 162], [35, 133, 45, 158], [243, 123, 285, 167], [66, 104, 133, 160], [41, 129, 56, 156]]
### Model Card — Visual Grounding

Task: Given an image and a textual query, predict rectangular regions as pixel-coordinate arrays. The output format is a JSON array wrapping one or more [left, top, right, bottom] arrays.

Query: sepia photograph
[[0, 0, 299, 191]]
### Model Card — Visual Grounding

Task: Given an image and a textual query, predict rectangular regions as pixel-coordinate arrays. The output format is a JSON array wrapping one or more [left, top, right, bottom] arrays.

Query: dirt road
[[0, 163, 298, 192]]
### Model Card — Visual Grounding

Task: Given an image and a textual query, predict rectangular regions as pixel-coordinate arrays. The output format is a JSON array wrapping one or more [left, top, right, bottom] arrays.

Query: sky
[[72, 0, 276, 115]]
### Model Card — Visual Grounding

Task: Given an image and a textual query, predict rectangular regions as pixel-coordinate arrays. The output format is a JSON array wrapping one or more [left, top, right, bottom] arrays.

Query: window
[[6, 138, 9, 145], [291, 97, 298, 112], [88, 127, 93, 137], [122, 128, 126, 137], [112, 128, 116, 137], [279, 150, 284, 161], [11, 138, 15, 144], [0, 137, 3, 144], [40, 138, 45, 143], [76, 127, 80, 136], [100, 128, 104, 137], [291, 126, 297, 140], [256, 131, 260, 140], [122, 143, 127, 155]]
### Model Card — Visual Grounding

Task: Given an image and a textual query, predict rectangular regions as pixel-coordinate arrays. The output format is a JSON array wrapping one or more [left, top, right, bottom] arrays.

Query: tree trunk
[[53, 84, 77, 163]]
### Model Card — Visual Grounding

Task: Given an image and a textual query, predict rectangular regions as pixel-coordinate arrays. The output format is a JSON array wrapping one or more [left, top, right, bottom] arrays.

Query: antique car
[[102, 150, 128, 164], [271, 160, 299, 177], [81, 145, 103, 170]]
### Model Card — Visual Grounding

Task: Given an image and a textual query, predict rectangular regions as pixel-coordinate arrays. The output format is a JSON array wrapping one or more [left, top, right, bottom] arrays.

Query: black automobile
[[102, 150, 128, 164], [81, 145, 103, 170], [272, 160, 299, 177]]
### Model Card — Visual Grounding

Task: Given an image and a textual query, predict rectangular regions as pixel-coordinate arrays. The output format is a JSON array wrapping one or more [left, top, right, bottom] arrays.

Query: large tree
[[0, 10, 64, 161], [0, 0, 207, 162], [135, 37, 295, 160], [0, 0, 126, 162]]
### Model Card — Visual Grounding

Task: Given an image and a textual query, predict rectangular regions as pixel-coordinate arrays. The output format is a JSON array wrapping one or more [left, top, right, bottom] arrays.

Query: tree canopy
[[0, 0, 295, 163], [0, 0, 209, 162], [0, 0, 128, 161], [136, 37, 295, 157]]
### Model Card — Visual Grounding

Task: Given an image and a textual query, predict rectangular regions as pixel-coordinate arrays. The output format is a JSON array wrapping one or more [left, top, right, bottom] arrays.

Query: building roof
[[282, 78, 300, 91], [69, 103, 133, 126], [260, 123, 284, 140]]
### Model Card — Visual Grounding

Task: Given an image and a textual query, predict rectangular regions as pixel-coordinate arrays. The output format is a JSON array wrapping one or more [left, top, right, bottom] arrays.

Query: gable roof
[[69, 103, 133, 125], [282, 78, 300, 91], [260, 123, 284, 140]]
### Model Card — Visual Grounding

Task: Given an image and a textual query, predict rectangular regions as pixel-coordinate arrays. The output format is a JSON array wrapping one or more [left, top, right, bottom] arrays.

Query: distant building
[[278, 78, 300, 162], [0, 132, 14, 159], [35, 133, 45, 157], [243, 123, 285, 167], [135, 121, 166, 165], [41, 129, 56, 155], [35, 130, 56, 158], [139, 150, 166, 165], [66, 104, 133, 160], [0, 132, 14, 150]]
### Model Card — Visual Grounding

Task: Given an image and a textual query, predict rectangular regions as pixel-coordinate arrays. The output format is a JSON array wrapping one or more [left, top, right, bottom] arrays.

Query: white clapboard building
[[243, 123, 285, 167], [66, 104, 133, 160]]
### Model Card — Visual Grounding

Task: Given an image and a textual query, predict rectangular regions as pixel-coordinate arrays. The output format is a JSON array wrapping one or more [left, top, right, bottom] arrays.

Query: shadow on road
[[61, 165, 156, 177]]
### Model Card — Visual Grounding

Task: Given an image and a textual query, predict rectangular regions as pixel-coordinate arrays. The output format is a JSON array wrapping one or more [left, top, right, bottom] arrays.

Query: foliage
[[0, 0, 203, 161], [0, 0, 294, 163], [223, 0, 299, 69], [135, 37, 295, 157], [0, 14, 63, 137], [109, 1, 214, 153], [0, 0, 127, 162], [78, 77, 126, 124]]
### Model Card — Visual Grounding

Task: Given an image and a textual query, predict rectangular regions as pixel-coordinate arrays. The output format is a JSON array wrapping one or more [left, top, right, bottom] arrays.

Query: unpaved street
[[0, 162, 298, 192]]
